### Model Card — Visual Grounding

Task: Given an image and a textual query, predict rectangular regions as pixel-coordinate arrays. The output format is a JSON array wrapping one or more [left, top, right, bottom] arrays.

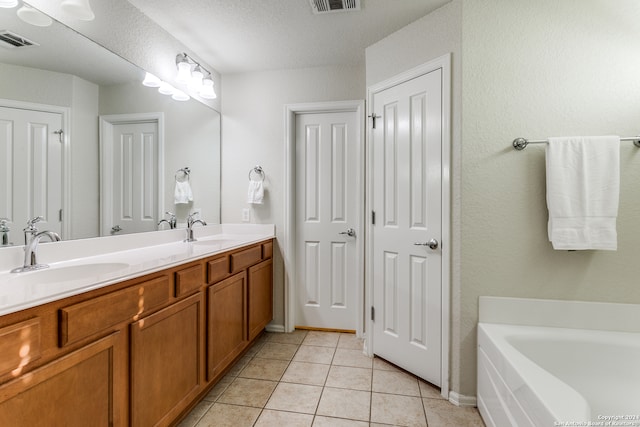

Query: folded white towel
[[247, 180, 264, 204], [174, 180, 193, 205], [546, 136, 620, 250]]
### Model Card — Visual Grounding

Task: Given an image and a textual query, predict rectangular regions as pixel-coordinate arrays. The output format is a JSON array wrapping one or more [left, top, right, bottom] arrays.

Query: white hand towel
[[174, 180, 193, 204], [247, 180, 264, 204], [546, 136, 620, 250]]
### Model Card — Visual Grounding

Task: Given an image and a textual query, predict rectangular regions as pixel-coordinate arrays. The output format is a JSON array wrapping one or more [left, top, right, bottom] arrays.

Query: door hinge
[[370, 306, 375, 321], [368, 114, 381, 129], [371, 210, 376, 225], [59, 209, 63, 221]]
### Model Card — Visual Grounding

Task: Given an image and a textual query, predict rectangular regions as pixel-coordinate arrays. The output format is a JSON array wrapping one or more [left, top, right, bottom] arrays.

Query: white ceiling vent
[[310, 0, 361, 14], [0, 30, 39, 49]]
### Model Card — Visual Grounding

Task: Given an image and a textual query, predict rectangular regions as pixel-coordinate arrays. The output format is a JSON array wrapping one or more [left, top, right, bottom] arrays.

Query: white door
[[371, 69, 443, 385], [295, 111, 359, 330], [106, 121, 159, 236], [0, 106, 63, 240]]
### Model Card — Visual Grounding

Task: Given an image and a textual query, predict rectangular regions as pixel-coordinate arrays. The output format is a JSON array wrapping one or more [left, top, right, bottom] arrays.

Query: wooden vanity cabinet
[[0, 238, 273, 427]]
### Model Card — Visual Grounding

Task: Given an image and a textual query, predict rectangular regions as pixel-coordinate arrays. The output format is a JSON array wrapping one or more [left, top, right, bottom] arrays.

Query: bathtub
[[477, 297, 640, 427]]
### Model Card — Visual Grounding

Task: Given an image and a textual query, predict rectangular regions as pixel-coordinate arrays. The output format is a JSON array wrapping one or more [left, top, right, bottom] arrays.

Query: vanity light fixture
[[0, 0, 18, 8], [142, 72, 161, 87], [175, 52, 217, 98], [17, 4, 53, 27], [60, 0, 95, 21]]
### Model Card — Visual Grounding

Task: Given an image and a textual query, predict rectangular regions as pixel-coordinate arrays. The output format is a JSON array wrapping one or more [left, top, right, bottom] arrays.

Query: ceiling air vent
[[310, 0, 361, 14], [0, 30, 39, 49]]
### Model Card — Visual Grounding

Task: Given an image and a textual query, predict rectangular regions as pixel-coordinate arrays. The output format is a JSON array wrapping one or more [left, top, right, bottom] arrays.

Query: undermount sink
[[7, 263, 130, 287]]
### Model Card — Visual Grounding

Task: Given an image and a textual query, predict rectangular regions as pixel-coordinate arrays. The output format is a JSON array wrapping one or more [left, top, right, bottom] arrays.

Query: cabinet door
[[0, 332, 124, 427], [131, 294, 201, 427], [248, 259, 273, 341], [207, 272, 247, 380]]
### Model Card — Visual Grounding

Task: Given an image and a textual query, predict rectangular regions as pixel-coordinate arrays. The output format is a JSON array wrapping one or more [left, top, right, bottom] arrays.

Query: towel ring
[[248, 165, 265, 182], [175, 167, 190, 182]]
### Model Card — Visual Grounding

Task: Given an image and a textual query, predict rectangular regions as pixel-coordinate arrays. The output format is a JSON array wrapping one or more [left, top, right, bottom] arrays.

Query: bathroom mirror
[[0, 6, 221, 242]]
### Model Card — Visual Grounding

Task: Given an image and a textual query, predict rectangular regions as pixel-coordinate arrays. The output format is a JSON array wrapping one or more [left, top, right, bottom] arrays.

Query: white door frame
[[284, 100, 365, 335], [365, 53, 451, 399], [99, 112, 165, 237], [0, 98, 71, 239]]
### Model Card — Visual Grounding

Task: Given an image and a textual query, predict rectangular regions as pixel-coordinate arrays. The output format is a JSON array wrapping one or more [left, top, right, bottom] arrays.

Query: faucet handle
[[26, 216, 44, 228], [0, 218, 9, 231]]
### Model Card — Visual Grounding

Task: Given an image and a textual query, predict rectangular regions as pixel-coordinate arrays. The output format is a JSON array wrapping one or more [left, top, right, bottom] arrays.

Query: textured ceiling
[[126, 0, 451, 74]]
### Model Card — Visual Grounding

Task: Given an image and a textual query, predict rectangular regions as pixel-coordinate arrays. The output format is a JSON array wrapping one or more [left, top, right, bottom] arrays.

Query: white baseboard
[[265, 324, 285, 333], [449, 391, 477, 408]]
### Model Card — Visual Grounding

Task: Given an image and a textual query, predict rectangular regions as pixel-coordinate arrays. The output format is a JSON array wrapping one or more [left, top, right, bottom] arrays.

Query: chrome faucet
[[0, 219, 10, 246], [11, 230, 61, 273], [184, 212, 206, 242], [158, 211, 177, 229], [23, 216, 43, 246]]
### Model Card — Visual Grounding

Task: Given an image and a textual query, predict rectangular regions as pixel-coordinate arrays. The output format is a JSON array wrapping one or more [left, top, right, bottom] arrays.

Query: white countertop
[[0, 224, 275, 316]]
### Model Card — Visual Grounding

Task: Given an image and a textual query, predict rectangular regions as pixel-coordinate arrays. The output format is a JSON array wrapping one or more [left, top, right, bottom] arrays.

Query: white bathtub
[[477, 297, 640, 427]]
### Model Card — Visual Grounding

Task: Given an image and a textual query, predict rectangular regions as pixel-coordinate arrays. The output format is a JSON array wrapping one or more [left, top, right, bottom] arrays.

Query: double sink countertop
[[0, 224, 275, 316]]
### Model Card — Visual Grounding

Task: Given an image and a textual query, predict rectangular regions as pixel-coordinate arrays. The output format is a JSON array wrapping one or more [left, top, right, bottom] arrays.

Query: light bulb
[[142, 72, 161, 87], [176, 60, 191, 84], [61, 0, 95, 21]]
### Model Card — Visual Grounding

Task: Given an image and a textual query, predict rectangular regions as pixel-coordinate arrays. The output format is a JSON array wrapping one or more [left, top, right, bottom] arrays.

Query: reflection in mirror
[[0, 5, 220, 245]]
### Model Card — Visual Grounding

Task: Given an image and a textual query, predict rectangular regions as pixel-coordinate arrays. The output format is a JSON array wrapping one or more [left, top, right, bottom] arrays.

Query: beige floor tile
[[239, 357, 289, 381], [316, 387, 371, 422], [176, 399, 212, 427], [423, 398, 485, 427], [419, 379, 444, 400], [195, 403, 261, 427], [373, 356, 402, 372], [302, 331, 341, 347], [265, 382, 323, 414], [372, 369, 420, 396], [370, 393, 427, 427], [201, 376, 234, 402], [217, 378, 277, 407], [268, 329, 308, 345], [313, 415, 369, 426], [255, 409, 314, 426], [256, 342, 299, 361], [281, 361, 330, 386], [337, 333, 363, 350], [325, 365, 372, 391], [225, 355, 253, 376], [332, 348, 373, 369], [293, 345, 336, 364], [245, 341, 266, 357]]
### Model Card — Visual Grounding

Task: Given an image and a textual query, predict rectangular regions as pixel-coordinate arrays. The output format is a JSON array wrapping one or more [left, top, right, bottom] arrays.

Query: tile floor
[[178, 330, 485, 427]]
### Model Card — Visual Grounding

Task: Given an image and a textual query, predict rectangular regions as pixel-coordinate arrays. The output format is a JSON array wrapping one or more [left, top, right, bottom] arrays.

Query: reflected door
[[0, 106, 62, 240], [371, 69, 443, 385], [107, 120, 159, 236], [295, 110, 359, 331]]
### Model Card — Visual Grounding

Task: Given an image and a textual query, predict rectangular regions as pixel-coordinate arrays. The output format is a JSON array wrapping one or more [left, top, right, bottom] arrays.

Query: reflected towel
[[174, 180, 193, 204], [546, 136, 620, 250], [247, 180, 264, 204]]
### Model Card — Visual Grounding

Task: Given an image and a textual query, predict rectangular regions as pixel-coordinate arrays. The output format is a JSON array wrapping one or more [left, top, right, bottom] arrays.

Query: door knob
[[111, 225, 123, 234], [414, 239, 438, 250], [339, 228, 356, 238]]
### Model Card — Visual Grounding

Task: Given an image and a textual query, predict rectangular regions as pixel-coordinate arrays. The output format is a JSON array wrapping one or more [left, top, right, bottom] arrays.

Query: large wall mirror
[[0, 5, 220, 244]]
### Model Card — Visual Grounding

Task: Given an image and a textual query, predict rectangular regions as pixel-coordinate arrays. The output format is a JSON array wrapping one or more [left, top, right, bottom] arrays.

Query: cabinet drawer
[[207, 256, 229, 284], [262, 241, 273, 259], [230, 246, 262, 273], [60, 276, 171, 346], [0, 318, 41, 376], [175, 264, 203, 297]]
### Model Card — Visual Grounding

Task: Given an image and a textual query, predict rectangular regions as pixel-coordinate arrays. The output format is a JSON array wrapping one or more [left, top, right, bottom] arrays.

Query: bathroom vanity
[[0, 225, 274, 426]]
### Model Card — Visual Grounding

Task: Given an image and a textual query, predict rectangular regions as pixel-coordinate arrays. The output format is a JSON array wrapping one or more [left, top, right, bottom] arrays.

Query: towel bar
[[175, 167, 190, 182], [249, 166, 265, 181], [513, 136, 640, 150]]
